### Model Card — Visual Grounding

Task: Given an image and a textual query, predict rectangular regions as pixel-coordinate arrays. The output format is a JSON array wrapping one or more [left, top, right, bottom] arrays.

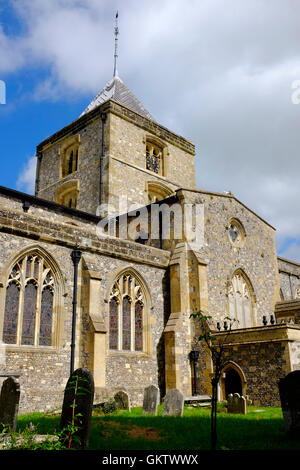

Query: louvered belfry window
[[146, 142, 162, 175], [109, 274, 144, 352], [2, 254, 55, 346]]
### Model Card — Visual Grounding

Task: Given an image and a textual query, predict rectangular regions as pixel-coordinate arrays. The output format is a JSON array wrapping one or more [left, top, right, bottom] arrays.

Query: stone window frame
[[220, 361, 247, 401], [59, 135, 81, 179], [54, 180, 79, 209], [227, 218, 246, 247], [226, 269, 257, 329], [106, 268, 152, 356], [146, 181, 174, 204], [294, 286, 300, 299], [0, 246, 66, 351], [144, 135, 169, 177]]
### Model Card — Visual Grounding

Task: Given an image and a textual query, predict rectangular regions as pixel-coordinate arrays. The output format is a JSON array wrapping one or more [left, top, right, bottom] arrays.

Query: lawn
[[14, 404, 300, 451]]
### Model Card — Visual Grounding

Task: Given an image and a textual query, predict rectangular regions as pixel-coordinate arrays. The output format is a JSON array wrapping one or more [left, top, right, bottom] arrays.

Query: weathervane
[[113, 11, 119, 77]]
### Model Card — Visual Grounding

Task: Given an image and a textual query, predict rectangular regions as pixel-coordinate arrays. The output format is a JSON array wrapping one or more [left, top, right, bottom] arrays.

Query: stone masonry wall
[[278, 257, 300, 300], [180, 190, 281, 326], [222, 341, 288, 407], [37, 116, 103, 215], [36, 99, 196, 218], [108, 112, 196, 210], [0, 190, 170, 412]]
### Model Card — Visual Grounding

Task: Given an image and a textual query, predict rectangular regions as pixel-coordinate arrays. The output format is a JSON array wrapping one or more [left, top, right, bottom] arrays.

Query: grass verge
[[14, 405, 300, 451]]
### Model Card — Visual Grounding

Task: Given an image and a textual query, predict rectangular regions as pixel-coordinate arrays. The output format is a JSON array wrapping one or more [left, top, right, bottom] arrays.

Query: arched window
[[147, 181, 174, 204], [146, 141, 163, 175], [2, 253, 55, 346], [62, 145, 79, 178], [109, 273, 146, 352], [228, 272, 255, 328], [294, 286, 300, 299], [55, 180, 79, 209]]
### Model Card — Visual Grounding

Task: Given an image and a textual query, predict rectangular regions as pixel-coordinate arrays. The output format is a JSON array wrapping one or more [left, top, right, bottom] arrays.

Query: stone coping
[[0, 189, 171, 268], [177, 188, 275, 230], [0, 372, 21, 378], [36, 99, 195, 155], [278, 256, 300, 269], [212, 324, 300, 345], [275, 299, 300, 314]]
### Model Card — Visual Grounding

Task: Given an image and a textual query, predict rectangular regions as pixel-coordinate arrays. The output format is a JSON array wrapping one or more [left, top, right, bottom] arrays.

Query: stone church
[[1, 67, 300, 413]]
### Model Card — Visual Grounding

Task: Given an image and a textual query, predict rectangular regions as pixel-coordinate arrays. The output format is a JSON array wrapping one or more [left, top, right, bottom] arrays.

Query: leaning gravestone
[[227, 393, 247, 415], [163, 389, 184, 417], [143, 385, 160, 415], [60, 368, 94, 450], [114, 390, 131, 411], [0, 376, 20, 431], [278, 370, 300, 437]]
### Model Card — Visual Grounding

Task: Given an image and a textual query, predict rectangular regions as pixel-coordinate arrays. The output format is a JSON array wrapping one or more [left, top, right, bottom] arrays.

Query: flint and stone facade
[[1, 75, 300, 412]]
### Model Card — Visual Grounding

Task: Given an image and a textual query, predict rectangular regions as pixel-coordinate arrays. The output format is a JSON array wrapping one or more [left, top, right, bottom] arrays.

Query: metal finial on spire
[[113, 11, 119, 77]]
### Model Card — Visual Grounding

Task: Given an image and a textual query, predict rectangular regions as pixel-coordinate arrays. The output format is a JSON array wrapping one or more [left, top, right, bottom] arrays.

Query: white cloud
[[2, 0, 300, 261], [16, 156, 36, 195]]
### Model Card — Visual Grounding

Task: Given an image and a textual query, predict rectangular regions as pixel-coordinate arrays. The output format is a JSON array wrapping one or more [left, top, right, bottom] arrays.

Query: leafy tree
[[190, 310, 237, 450]]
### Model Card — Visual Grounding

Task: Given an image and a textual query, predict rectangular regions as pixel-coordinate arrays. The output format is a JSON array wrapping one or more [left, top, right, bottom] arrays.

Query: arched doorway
[[224, 369, 242, 398], [220, 362, 247, 401]]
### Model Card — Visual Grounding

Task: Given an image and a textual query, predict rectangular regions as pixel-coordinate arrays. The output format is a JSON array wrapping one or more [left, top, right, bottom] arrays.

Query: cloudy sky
[[1, 0, 300, 260]]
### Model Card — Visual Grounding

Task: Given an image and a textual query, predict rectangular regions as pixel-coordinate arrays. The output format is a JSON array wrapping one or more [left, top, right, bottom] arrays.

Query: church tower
[[34, 15, 196, 216]]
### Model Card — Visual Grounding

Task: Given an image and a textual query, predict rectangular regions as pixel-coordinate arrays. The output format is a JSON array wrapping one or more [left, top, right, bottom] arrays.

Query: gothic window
[[109, 273, 145, 352], [146, 142, 163, 175], [2, 254, 55, 347], [228, 272, 254, 329], [62, 145, 79, 178]]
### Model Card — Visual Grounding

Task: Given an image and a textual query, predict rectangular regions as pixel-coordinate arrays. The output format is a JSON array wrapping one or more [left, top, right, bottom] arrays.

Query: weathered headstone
[[227, 393, 247, 414], [278, 370, 300, 437], [143, 385, 160, 415], [60, 367, 94, 450], [163, 389, 184, 417], [0, 376, 20, 431], [114, 390, 131, 411]]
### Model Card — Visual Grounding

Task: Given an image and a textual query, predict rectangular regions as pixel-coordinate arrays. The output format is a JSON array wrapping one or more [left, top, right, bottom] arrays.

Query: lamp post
[[70, 249, 82, 375], [189, 349, 200, 396]]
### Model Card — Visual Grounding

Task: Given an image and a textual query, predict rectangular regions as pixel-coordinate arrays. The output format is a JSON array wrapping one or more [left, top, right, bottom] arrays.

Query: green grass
[[15, 405, 300, 451]]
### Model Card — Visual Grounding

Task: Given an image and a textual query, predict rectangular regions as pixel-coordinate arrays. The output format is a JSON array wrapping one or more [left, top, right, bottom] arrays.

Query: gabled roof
[[80, 75, 154, 120]]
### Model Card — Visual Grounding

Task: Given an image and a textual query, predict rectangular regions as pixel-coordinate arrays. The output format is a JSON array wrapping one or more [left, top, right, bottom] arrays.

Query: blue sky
[[1, 0, 300, 261]]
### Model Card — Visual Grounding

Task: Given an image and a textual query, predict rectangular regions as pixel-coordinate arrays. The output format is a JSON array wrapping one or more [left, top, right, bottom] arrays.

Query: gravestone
[[143, 385, 160, 415], [60, 368, 94, 450], [114, 390, 131, 411], [163, 389, 184, 417], [0, 376, 20, 431], [278, 370, 300, 437], [227, 393, 247, 414]]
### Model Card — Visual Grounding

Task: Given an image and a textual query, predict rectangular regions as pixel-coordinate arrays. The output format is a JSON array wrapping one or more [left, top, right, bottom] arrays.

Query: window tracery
[[2, 254, 55, 347], [109, 273, 145, 352], [228, 272, 254, 328]]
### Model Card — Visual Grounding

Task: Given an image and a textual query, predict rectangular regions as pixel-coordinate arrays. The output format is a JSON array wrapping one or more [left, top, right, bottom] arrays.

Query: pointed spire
[[113, 11, 119, 77]]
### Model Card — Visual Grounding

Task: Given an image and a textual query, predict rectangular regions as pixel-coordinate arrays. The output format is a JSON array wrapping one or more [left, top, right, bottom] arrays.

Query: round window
[[228, 219, 245, 246]]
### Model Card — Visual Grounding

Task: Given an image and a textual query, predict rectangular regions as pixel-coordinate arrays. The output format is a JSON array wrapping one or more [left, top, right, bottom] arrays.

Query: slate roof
[[80, 75, 154, 120]]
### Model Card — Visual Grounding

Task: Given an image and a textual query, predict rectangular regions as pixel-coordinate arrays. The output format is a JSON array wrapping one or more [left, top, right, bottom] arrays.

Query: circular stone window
[[228, 219, 245, 246]]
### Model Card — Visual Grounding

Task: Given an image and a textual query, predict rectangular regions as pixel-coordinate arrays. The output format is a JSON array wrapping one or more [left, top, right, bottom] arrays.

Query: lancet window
[[228, 272, 254, 329]]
